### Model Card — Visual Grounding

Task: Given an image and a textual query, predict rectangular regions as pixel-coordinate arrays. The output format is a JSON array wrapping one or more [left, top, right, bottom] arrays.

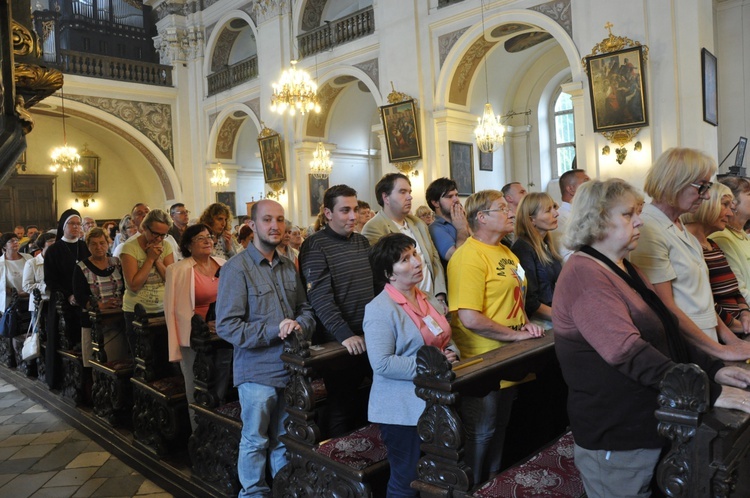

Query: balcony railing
[[297, 6, 374, 59], [52, 50, 172, 86], [207, 55, 258, 96]]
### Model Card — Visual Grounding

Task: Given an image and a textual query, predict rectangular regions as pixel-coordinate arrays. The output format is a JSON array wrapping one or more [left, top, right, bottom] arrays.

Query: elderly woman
[[112, 214, 137, 253], [73, 228, 126, 366], [199, 203, 242, 260], [511, 193, 562, 326], [630, 147, 750, 361], [0, 233, 33, 312], [165, 224, 230, 426], [364, 233, 458, 497], [22, 232, 56, 318], [276, 220, 298, 270], [712, 177, 750, 303], [553, 178, 750, 498], [683, 183, 750, 336], [120, 209, 174, 357]]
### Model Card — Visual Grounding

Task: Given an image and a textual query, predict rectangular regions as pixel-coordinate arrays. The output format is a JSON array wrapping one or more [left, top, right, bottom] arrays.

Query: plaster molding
[[216, 114, 248, 159], [353, 58, 379, 92], [439, 27, 468, 69], [529, 0, 572, 38], [67, 94, 175, 166]]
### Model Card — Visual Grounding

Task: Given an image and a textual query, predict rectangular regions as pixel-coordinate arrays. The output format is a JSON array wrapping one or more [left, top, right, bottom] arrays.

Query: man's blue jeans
[[460, 386, 517, 485], [238, 382, 288, 497]]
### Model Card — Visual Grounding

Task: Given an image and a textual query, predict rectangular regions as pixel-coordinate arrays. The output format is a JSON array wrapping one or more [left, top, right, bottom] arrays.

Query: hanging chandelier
[[310, 142, 333, 179], [473, 0, 504, 153], [271, 60, 320, 116], [210, 162, 229, 187], [50, 87, 82, 173]]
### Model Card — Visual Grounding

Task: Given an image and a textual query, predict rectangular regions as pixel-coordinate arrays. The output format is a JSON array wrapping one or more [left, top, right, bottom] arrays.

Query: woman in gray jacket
[[364, 233, 458, 498]]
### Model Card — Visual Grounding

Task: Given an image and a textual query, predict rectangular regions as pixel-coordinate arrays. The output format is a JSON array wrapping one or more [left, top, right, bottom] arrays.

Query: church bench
[[88, 306, 132, 427], [187, 314, 240, 497], [273, 332, 388, 498], [13, 291, 40, 378], [412, 332, 584, 497], [130, 304, 190, 456], [54, 292, 90, 406], [656, 363, 750, 497]]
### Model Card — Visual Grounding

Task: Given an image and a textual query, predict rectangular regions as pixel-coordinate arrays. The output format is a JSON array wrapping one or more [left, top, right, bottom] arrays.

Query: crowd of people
[[4, 147, 750, 497]]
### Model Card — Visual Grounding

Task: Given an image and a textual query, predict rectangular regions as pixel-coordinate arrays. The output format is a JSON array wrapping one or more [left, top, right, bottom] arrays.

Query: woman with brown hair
[[199, 203, 243, 260]]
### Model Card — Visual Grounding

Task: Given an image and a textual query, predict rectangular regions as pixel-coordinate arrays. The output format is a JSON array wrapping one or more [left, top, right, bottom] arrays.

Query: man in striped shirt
[[299, 184, 374, 437]]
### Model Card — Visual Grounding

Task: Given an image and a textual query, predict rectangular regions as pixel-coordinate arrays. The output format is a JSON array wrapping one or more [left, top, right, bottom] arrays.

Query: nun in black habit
[[43, 209, 90, 389]]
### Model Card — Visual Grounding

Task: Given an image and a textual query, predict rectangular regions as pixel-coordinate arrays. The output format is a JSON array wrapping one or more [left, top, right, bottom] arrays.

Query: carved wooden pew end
[[273, 334, 389, 497], [189, 401, 242, 497], [130, 304, 189, 456]]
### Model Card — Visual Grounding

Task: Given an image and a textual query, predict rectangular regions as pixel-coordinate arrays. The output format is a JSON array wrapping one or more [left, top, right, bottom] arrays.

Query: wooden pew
[[273, 332, 388, 498], [88, 306, 132, 427], [656, 363, 750, 497], [13, 290, 40, 378], [412, 332, 584, 497], [130, 304, 190, 456], [55, 291, 90, 406], [187, 314, 240, 498]]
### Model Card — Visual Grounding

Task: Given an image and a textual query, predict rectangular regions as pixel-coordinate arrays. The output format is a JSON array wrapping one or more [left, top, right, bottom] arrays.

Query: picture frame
[[380, 99, 422, 163], [585, 45, 648, 132], [702, 48, 718, 126], [309, 174, 330, 216], [449, 141, 474, 196], [71, 155, 99, 193], [216, 191, 236, 217], [479, 150, 493, 171], [258, 132, 286, 183]]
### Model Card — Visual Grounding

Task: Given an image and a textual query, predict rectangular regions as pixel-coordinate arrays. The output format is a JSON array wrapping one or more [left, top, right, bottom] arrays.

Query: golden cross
[[605, 22, 614, 36]]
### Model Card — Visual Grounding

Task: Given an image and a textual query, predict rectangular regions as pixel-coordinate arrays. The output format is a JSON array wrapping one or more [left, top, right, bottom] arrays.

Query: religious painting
[[702, 48, 718, 126], [216, 191, 236, 217], [258, 132, 286, 183], [71, 155, 99, 193], [449, 141, 474, 196], [479, 150, 493, 171], [309, 175, 330, 216], [585, 46, 648, 132], [380, 99, 422, 163]]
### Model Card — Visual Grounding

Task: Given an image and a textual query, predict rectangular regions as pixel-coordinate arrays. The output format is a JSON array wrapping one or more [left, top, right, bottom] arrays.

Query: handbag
[[21, 309, 42, 361], [0, 295, 18, 338]]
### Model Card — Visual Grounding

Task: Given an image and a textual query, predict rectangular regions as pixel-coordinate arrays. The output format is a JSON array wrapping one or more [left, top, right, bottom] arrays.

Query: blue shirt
[[215, 244, 315, 388], [428, 216, 457, 269]]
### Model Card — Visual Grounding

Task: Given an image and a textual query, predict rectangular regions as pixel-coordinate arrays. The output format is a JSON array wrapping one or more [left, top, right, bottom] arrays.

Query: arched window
[[551, 89, 575, 178]]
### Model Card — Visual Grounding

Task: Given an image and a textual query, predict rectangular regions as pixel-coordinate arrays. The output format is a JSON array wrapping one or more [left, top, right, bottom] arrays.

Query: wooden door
[[0, 175, 56, 233]]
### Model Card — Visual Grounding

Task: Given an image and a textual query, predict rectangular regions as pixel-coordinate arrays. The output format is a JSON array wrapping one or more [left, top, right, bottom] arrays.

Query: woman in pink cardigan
[[164, 223, 229, 429]]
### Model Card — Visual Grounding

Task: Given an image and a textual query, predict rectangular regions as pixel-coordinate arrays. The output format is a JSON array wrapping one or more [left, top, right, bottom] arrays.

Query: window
[[552, 89, 575, 177]]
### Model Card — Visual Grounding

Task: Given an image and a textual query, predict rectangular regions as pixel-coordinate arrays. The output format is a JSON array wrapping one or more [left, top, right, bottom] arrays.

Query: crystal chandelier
[[49, 87, 82, 173], [310, 142, 333, 179], [473, 0, 504, 153], [270, 60, 320, 116], [210, 162, 229, 187], [475, 103, 505, 153]]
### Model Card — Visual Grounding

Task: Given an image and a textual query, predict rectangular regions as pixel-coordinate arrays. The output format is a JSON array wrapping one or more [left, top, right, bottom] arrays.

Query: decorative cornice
[[67, 95, 174, 165], [154, 25, 204, 64]]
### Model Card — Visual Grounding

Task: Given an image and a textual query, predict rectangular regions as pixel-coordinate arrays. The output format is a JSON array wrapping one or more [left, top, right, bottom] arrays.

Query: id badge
[[424, 315, 444, 336]]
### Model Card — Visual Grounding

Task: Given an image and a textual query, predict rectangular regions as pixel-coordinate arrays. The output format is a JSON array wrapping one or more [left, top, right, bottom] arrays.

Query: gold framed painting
[[258, 132, 286, 184], [380, 99, 422, 163], [585, 45, 648, 133], [71, 155, 99, 193]]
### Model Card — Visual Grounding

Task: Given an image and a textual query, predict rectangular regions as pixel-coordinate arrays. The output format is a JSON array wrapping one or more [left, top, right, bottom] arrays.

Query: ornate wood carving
[[188, 408, 241, 496], [0, 336, 16, 368], [131, 383, 188, 456], [274, 453, 371, 498], [414, 345, 471, 493], [656, 363, 709, 498], [282, 333, 320, 446]]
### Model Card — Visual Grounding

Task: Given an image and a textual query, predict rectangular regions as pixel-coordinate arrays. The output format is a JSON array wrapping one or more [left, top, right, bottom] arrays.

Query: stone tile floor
[[0, 377, 173, 498]]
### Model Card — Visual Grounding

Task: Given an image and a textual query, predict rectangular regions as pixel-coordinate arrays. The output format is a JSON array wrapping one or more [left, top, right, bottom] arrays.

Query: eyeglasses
[[193, 235, 216, 244], [479, 206, 511, 216], [689, 182, 713, 196], [146, 227, 168, 239], [174, 210, 190, 216]]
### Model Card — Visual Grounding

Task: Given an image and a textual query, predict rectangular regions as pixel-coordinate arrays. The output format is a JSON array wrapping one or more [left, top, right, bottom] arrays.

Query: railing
[[207, 55, 258, 95], [52, 50, 172, 86], [297, 6, 374, 59]]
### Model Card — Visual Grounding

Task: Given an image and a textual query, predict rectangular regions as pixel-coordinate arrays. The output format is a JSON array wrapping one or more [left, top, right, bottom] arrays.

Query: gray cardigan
[[363, 290, 457, 426]]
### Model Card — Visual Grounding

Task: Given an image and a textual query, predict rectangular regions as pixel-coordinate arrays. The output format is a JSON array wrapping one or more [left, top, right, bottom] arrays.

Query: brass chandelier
[[49, 86, 82, 173], [210, 161, 230, 187], [310, 142, 332, 179], [473, 0, 505, 153]]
